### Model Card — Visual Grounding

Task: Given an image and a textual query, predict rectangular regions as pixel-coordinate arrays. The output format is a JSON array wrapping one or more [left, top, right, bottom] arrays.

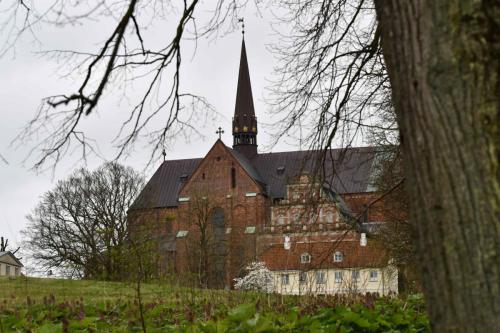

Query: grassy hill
[[0, 276, 429, 332]]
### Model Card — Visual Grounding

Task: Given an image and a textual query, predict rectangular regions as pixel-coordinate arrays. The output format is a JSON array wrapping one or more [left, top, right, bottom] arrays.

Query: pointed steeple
[[232, 37, 258, 159]]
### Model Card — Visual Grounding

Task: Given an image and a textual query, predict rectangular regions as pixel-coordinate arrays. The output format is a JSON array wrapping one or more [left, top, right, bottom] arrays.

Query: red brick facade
[[127, 38, 394, 290]]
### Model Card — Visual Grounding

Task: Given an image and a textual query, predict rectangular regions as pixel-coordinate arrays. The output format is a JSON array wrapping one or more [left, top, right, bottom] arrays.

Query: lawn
[[0, 276, 429, 332]]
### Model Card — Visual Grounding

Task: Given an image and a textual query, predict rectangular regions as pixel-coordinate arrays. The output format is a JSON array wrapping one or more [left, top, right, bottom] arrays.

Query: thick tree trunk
[[374, 1, 499, 332]]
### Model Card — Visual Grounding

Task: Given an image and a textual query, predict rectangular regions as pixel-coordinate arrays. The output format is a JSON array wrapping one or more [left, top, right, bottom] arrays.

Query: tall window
[[334, 271, 343, 283], [300, 252, 312, 264], [369, 270, 378, 282], [352, 270, 360, 282], [211, 208, 226, 287], [333, 251, 344, 262], [316, 271, 326, 284], [299, 271, 307, 284], [281, 274, 289, 285], [231, 167, 236, 188]]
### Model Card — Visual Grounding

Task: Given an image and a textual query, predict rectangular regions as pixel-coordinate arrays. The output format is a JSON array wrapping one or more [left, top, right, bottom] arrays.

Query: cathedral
[[128, 37, 398, 295]]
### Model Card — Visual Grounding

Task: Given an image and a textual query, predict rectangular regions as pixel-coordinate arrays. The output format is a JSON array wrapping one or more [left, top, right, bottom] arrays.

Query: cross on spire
[[162, 148, 166, 162], [238, 18, 245, 35], [216, 127, 224, 139]]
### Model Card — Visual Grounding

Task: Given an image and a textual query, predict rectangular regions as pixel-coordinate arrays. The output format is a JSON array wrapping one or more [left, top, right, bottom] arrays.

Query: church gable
[[179, 140, 262, 199]]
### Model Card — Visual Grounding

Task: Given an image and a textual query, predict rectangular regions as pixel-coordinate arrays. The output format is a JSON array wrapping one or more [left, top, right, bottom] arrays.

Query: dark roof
[[234, 38, 255, 119], [252, 147, 376, 199], [130, 158, 201, 209], [129, 146, 377, 210], [0, 251, 23, 267], [228, 148, 266, 189]]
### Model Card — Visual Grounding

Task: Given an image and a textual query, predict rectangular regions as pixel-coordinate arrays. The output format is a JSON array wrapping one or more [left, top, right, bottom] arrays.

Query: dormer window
[[333, 251, 343, 262], [300, 252, 311, 264], [276, 166, 285, 175], [180, 174, 189, 181]]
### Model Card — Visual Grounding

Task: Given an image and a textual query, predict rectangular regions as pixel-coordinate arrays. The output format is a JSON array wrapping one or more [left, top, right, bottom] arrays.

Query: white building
[[0, 251, 23, 277], [260, 233, 398, 296]]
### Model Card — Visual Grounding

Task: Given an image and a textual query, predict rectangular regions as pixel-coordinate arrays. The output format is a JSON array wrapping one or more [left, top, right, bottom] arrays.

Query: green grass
[[0, 276, 429, 332]]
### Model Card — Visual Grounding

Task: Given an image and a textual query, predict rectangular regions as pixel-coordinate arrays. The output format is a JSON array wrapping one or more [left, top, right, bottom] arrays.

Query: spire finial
[[216, 127, 224, 139], [162, 148, 166, 162], [238, 18, 245, 35]]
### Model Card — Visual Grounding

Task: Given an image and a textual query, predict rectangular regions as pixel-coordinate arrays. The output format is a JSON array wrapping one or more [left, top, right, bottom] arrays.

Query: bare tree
[[269, 0, 500, 331], [3, 0, 235, 169], [23, 162, 144, 279], [0, 236, 20, 255], [179, 187, 227, 289], [2, 0, 499, 330]]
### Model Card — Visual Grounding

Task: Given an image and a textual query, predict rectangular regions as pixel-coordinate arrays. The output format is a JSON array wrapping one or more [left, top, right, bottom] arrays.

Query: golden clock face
[[234, 127, 238, 132], [243, 126, 248, 132], [252, 127, 256, 132]]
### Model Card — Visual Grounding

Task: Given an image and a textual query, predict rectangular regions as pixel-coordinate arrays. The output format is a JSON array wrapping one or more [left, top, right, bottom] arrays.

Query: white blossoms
[[233, 262, 274, 293]]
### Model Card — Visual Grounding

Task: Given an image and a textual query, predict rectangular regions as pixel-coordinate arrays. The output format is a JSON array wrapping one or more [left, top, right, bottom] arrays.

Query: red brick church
[[128, 37, 398, 295]]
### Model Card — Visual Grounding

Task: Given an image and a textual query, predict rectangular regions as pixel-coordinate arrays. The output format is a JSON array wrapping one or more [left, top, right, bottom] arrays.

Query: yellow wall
[[272, 266, 398, 296]]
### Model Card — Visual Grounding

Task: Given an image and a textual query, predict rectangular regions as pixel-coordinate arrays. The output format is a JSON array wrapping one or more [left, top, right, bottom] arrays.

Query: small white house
[[0, 251, 23, 277]]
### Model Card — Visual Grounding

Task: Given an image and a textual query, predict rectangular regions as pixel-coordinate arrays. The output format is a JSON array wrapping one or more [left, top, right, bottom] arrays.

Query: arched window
[[300, 252, 312, 264], [333, 251, 343, 262], [231, 167, 236, 188], [211, 208, 226, 287]]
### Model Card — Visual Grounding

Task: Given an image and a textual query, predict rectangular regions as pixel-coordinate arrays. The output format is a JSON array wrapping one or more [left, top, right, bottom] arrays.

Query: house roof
[[0, 251, 23, 267], [259, 238, 388, 271], [129, 146, 377, 210]]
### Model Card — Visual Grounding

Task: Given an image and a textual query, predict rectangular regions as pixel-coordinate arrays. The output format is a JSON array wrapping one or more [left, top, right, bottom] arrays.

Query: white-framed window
[[333, 251, 343, 262], [316, 271, 326, 284], [277, 215, 285, 225], [369, 270, 378, 282], [334, 271, 343, 283], [299, 271, 307, 284], [281, 274, 289, 285], [352, 270, 360, 282], [300, 252, 312, 264]]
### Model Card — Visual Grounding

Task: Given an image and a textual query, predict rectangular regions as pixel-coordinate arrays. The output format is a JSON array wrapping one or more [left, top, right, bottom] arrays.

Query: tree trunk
[[374, 0, 499, 332]]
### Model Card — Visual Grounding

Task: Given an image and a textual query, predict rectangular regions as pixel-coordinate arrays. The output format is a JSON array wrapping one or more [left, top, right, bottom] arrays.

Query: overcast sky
[[0, 1, 369, 259], [0, 2, 300, 252]]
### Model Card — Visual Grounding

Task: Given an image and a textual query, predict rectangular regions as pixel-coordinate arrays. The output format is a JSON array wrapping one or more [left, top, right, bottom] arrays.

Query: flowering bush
[[233, 262, 274, 293]]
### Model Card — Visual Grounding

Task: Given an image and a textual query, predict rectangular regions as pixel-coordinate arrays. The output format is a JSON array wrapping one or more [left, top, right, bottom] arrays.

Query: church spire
[[232, 37, 258, 159]]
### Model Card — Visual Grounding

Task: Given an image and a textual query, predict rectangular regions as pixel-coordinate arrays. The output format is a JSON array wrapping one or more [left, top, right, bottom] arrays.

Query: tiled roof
[[130, 158, 201, 209], [0, 251, 23, 267], [252, 147, 376, 199], [259, 238, 388, 271], [129, 146, 377, 210]]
